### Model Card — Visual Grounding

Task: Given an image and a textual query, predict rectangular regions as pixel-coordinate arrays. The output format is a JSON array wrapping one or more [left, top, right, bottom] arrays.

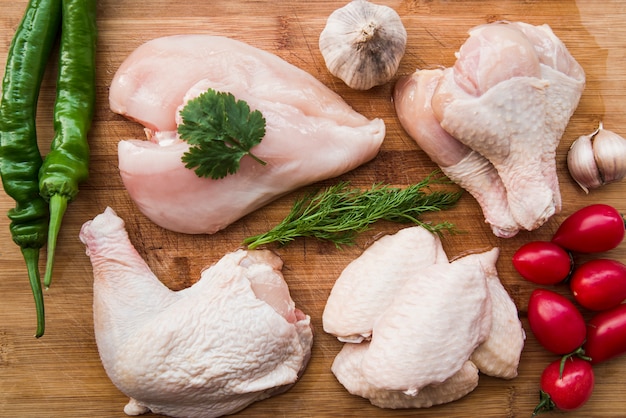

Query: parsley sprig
[[178, 88, 267, 179], [242, 172, 462, 249]]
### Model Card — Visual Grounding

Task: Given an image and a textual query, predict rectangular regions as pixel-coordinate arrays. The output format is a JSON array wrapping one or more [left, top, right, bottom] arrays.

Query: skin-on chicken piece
[[509, 21, 586, 213], [470, 252, 525, 379], [323, 225, 524, 408], [322, 226, 448, 343], [431, 22, 585, 231], [360, 250, 496, 395], [331, 342, 480, 409], [394, 69, 519, 238], [79, 207, 313, 418], [110, 35, 385, 234]]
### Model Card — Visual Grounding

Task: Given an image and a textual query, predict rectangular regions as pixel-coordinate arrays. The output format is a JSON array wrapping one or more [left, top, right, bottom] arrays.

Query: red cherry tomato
[[570, 259, 626, 311], [533, 357, 594, 415], [527, 289, 586, 355], [584, 304, 626, 365], [552, 204, 625, 253], [512, 241, 573, 285]]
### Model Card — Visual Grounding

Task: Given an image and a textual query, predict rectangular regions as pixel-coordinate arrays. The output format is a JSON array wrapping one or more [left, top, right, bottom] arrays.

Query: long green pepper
[[39, 0, 97, 288], [0, 0, 62, 338]]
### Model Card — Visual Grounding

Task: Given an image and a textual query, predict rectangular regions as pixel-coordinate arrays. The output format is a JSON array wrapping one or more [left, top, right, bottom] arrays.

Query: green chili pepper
[[39, 0, 97, 288], [0, 0, 62, 337]]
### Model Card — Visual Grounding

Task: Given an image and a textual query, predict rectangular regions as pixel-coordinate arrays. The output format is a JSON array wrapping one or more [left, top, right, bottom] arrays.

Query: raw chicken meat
[[360, 250, 494, 394], [322, 226, 448, 343], [394, 69, 519, 238], [110, 35, 385, 234], [470, 258, 526, 379], [395, 21, 585, 235], [331, 342, 479, 409], [323, 227, 524, 408], [79, 207, 313, 418]]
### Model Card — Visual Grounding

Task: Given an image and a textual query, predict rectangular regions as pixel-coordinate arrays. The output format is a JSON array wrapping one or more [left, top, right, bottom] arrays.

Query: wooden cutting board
[[1, 0, 626, 416]]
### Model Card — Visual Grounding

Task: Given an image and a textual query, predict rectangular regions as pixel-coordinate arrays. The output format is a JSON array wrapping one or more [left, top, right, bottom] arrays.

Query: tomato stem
[[559, 347, 592, 376], [532, 390, 555, 416]]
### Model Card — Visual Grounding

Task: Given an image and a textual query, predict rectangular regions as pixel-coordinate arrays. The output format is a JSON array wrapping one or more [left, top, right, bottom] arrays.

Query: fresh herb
[[242, 172, 462, 249], [178, 88, 267, 179]]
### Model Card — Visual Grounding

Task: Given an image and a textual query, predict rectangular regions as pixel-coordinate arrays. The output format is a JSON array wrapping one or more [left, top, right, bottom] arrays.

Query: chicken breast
[[322, 226, 448, 343], [79, 207, 313, 418], [110, 35, 385, 234], [331, 342, 479, 409], [360, 250, 495, 395]]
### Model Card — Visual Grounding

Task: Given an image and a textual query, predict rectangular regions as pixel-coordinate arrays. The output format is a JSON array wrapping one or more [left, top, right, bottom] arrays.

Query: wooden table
[[1, 1, 625, 416]]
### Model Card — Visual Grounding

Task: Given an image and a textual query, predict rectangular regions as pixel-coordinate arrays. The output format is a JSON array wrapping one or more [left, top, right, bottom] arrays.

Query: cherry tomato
[[527, 289, 586, 355], [570, 259, 626, 311], [533, 357, 594, 415], [584, 304, 626, 364], [512, 241, 573, 285], [552, 204, 625, 253]]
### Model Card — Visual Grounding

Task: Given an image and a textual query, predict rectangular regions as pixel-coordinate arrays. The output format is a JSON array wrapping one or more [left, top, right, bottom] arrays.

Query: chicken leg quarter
[[79, 207, 313, 418]]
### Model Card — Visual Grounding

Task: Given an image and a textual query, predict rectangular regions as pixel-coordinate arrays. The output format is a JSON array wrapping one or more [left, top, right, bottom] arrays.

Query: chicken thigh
[[360, 250, 494, 395], [331, 342, 479, 409], [470, 259, 526, 379], [322, 226, 448, 343], [79, 207, 313, 418], [110, 35, 385, 234], [323, 228, 524, 408]]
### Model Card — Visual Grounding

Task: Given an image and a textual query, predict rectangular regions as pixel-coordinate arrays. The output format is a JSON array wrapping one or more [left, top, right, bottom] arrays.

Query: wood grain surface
[[1, 1, 626, 417]]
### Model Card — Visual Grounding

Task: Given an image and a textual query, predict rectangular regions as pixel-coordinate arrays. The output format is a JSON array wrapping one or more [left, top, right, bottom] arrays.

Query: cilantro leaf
[[178, 88, 267, 180]]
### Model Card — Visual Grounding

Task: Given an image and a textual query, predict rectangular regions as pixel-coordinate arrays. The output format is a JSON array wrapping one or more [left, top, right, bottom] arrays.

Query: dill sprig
[[242, 172, 462, 249]]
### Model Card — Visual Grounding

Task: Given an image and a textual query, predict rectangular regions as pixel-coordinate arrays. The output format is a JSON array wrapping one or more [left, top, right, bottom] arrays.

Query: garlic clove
[[567, 130, 603, 193], [319, 0, 407, 90], [593, 126, 626, 184], [567, 122, 626, 193]]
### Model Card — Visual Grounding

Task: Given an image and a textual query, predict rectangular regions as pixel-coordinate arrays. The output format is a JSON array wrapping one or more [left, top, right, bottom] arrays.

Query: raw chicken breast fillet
[[395, 21, 585, 236], [79, 207, 313, 418], [110, 35, 385, 234]]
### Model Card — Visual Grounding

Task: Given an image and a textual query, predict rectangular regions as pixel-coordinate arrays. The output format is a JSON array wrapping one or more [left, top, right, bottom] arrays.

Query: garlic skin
[[319, 0, 407, 90], [567, 122, 626, 193]]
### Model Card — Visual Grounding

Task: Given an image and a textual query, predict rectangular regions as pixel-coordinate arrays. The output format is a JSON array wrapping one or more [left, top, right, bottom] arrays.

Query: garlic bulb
[[567, 122, 626, 193], [319, 0, 407, 90]]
